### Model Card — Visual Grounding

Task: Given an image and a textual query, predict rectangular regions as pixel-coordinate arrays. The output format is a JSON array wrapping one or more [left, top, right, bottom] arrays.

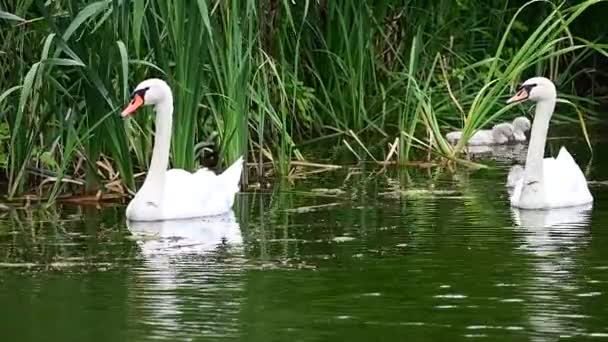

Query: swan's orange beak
[[506, 88, 529, 104], [121, 94, 144, 117]]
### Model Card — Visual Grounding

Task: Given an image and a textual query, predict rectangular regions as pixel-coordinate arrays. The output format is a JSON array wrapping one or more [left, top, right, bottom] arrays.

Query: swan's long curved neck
[[523, 98, 555, 184], [142, 98, 173, 191]]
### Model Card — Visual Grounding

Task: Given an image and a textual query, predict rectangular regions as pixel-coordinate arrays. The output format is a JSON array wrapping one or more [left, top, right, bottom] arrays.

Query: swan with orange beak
[[120, 78, 244, 221], [504, 77, 592, 209], [121, 87, 147, 117]]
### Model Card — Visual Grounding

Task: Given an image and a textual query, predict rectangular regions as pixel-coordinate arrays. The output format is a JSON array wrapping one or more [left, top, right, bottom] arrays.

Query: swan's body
[[446, 123, 513, 146], [125, 164, 243, 221], [122, 78, 243, 221], [506, 77, 592, 209]]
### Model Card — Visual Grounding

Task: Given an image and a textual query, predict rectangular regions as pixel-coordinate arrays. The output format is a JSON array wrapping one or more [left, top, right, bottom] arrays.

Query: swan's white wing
[[509, 147, 592, 208], [127, 158, 243, 221], [149, 158, 243, 219], [162, 168, 240, 218], [543, 147, 592, 207]]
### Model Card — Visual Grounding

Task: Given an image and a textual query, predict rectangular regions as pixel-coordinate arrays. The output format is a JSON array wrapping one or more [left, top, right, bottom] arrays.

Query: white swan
[[446, 122, 514, 146], [121, 78, 244, 221], [506, 77, 592, 209]]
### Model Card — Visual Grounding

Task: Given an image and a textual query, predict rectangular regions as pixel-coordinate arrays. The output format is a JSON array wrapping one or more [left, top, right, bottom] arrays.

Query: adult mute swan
[[121, 78, 244, 221], [446, 123, 513, 146], [506, 77, 592, 209]]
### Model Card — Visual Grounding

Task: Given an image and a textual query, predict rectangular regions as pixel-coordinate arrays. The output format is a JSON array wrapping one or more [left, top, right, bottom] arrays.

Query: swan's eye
[[507, 84, 536, 104]]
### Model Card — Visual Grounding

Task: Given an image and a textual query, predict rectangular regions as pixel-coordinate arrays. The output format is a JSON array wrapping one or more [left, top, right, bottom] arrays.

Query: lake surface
[[1, 134, 608, 341]]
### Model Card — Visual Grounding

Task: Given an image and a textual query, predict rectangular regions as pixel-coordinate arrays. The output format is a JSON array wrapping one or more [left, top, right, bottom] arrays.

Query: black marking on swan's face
[[130, 87, 150, 102], [507, 82, 539, 104], [515, 83, 537, 102], [516, 83, 537, 94], [122, 86, 152, 117]]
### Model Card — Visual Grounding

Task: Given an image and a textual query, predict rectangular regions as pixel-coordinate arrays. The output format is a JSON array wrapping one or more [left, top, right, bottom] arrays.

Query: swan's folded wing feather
[[161, 168, 236, 217], [543, 147, 592, 206], [555, 146, 575, 164]]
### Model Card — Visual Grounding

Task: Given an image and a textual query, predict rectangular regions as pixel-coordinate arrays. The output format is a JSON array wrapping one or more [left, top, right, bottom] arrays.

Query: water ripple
[[1, 164, 608, 341]]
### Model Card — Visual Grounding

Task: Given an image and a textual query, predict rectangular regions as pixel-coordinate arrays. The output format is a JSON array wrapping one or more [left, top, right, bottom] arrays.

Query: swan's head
[[512, 116, 531, 133], [506, 77, 556, 104], [121, 78, 172, 117]]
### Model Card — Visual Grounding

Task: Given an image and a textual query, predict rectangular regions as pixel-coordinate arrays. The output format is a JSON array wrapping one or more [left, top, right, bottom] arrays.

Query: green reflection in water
[[1, 135, 608, 341]]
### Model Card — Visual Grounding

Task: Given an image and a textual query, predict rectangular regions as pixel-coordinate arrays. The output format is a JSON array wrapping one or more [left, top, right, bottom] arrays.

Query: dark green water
[[1, 136, 608, 341]]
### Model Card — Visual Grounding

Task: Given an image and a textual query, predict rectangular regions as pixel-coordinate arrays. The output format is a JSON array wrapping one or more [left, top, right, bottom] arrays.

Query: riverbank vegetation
[[1, 0, 607, 201]]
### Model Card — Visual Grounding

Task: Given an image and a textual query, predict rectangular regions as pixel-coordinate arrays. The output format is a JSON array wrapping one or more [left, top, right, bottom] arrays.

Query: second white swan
[[121, 78, 244, 221], [505, 77, 592, 209]]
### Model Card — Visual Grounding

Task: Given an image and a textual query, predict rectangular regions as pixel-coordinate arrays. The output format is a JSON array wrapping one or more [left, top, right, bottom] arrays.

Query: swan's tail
[[556, 146, 574, 164], [221, 156, 244, 191]]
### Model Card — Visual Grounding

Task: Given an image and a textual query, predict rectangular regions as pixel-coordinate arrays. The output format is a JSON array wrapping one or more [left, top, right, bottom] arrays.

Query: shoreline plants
[[0, 0, 607, 201]]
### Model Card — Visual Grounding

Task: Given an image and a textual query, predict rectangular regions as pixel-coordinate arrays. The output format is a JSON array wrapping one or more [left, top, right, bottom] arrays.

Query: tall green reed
[[146, 0, 208, 171], [3, 0, 137, 199], [450, 0, 608, 155], [1, 0, 607, 199]]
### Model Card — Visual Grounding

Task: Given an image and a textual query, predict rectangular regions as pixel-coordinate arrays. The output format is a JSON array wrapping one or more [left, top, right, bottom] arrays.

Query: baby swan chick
[[446, 122, 514, 146], [512, 116, 531, 142]]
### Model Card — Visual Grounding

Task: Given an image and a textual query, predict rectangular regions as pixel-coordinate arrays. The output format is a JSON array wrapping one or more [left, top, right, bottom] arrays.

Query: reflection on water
[[126, 212, 245, 340], [126, 211, 243, 255], [512, 205, 592, 258], [466, 143, 528, 163], [1, 138, 608, 341], [512, 205, 593, 341]]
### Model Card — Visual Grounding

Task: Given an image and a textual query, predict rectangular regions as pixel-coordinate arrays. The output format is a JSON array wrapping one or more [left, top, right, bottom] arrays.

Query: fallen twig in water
[[284, 202, 341, 213], [290, 161, 342, 169]]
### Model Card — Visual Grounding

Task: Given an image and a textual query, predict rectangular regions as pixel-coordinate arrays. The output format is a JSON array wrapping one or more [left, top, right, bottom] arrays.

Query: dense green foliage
[[0, 0, 606, 199]]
